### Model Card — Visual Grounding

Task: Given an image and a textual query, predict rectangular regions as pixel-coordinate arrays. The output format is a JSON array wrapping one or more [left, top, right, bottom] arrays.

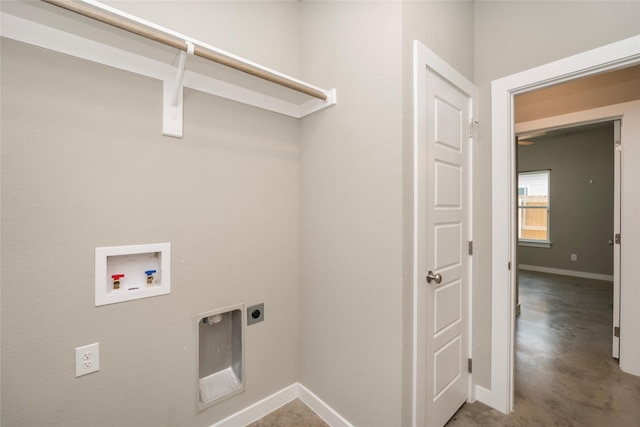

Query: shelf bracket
[[163, 41, 194, 138], [1, 2, 338, 138]]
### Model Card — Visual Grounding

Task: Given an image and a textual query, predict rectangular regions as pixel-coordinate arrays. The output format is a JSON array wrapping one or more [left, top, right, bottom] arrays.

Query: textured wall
[[1, 2, 302, 425]]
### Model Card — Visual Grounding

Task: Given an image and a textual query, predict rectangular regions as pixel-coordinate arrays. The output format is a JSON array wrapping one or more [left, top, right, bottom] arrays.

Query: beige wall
[[299, 3, 404, 426], [297, 2, 474, 425], [3, 1, 640, 426], [1, 2, 301, 425], [473, 0, 640, 388], [103, 1, 302, 78]]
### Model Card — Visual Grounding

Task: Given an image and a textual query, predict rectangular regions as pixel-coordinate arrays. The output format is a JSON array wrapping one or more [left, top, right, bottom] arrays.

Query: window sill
[[518, 240, 552, 248]]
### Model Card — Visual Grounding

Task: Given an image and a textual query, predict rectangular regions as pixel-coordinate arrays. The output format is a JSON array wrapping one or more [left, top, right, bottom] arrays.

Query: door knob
[[426, 271, 442, 284], [608, 239, 613, 246]]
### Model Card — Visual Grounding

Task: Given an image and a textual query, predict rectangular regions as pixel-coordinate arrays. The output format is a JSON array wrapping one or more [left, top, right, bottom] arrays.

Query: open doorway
[[488, 36, 640, 414], [513, 120, 618, 413]]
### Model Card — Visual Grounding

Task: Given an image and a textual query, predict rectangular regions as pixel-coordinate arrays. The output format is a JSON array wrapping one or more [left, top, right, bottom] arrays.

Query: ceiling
[[518, 120, 613, 143], [515, 64, 640, 123]]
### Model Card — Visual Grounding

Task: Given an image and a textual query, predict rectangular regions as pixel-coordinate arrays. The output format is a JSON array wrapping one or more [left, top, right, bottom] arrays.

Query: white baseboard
[[211, 383, 298, 427], [519, 264, 613, 282], [211, 383, 353, 427], [298, 383, 353, 427], [474, 385, 509, 414]]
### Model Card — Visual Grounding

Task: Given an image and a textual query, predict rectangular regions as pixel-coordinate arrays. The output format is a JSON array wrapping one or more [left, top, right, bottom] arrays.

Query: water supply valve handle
[[111, 273, 125, 290], [144, 270, 157, 285]]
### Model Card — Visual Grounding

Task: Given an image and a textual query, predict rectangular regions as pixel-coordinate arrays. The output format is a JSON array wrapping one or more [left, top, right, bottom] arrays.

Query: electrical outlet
[[570, 254, 578, 262], [75, 343, 100, 377], [247, 303, 264, 325]]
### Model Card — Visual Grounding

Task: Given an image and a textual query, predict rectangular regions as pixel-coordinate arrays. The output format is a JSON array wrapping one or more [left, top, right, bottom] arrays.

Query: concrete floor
[[447, 270, 640, 426], [250, 270, 640, 426]]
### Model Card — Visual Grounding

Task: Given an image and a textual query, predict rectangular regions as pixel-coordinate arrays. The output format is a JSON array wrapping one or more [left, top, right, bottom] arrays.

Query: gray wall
[[299, 3, 404, 426], [518, 125, 615, 276], [473, 0, 640, 389], [1, 2, 301, 425]]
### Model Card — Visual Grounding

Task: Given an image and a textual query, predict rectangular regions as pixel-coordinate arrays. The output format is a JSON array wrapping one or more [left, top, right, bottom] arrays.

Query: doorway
[[488, 35, 640, 413], [514, 120, 618, 406]]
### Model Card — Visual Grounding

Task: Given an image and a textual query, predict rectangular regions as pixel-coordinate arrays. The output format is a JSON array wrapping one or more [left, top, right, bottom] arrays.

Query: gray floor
[[251, 271, 640, 426], [247, 398, 329, 427], [447, 270, 640, 426]]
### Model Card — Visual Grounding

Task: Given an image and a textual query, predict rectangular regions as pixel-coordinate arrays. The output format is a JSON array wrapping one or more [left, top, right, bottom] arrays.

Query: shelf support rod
[[40, 0, 329, 101]]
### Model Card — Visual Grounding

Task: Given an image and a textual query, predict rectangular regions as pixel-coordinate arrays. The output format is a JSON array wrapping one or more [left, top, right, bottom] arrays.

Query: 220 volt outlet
[[247, 303, 264, 325], [75, 342, 100, 377]]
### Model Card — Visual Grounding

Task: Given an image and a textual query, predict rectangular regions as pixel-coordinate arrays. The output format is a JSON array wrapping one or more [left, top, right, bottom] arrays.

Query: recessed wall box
[[197, 305, 244, 410], [95, 243, 170, 306]]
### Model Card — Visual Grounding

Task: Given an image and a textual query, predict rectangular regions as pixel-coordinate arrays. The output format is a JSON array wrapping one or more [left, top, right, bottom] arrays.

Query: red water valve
[[112, 274, 125, 290]]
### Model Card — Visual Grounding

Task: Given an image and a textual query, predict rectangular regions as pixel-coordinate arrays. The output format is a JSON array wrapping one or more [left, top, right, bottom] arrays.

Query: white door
[[612, 119, 621, 358], [415, 64, 472, 426]]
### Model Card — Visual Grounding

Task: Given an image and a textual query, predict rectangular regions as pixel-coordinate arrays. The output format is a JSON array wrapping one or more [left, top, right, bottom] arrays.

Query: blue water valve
[[145, 269, 157, 285]]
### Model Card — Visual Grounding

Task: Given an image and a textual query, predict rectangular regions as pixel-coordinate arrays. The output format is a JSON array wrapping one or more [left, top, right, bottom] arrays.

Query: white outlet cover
[[75, 343, 100, 377]]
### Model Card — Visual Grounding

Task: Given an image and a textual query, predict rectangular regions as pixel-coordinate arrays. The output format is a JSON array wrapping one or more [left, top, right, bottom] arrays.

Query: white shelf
[[0, 0, 336, 138]]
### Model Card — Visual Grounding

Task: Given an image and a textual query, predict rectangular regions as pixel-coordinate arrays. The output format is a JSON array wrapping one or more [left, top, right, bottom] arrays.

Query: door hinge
[[468, 358, 472, 374], [468, 241, 473, 255], [468, 120, 478, 138], [508, 261, 512, 270], [614, 120, 621, 151], [615, 233, 621, 245], [614, 326, 620, 338]]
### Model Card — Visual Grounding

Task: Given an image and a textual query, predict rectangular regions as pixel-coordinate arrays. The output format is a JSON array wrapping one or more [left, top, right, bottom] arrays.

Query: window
[[518, 170, 550, 247]]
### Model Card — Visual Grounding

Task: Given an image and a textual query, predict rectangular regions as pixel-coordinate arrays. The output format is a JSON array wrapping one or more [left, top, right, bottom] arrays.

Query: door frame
[[412, 40, 477, 427], [488, 35, 640, 413]]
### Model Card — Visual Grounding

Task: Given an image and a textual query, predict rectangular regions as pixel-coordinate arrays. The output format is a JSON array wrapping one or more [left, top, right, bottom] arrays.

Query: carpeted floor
[[247, 398, 329, 427]]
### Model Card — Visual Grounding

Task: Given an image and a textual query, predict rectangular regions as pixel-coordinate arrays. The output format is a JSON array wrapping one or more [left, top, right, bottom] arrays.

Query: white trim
[[210, 383, 353, 427], [613, 118, 621, 359], [518, 241, 551, 249], [490, 35, 640, 414], [211, 384, 298, 427], [519, 265, 613, 282], [412, 40, 477, 427], [0, 4, 336, 138], [474, 386, 492, 407], [298, 384, 354, 427]]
